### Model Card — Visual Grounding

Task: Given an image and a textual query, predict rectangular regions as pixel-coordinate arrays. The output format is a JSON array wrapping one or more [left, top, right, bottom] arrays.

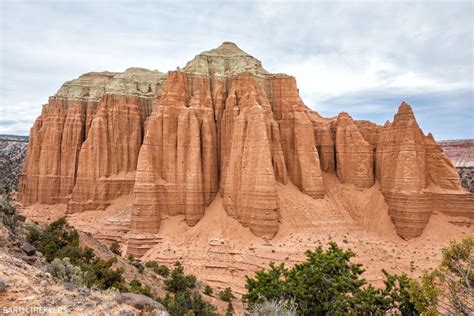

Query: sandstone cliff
[[18, 42, 473, 257]]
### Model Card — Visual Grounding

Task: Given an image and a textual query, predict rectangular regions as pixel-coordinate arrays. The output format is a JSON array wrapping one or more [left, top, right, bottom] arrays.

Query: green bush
[[81, 256, 126, 290], [159, 261, 217, 315], [128, 279, 153, 298], [219, 287, 235, 302], [27, 218, 126, 291], [203, 285, 213, 296], [164, 262, 196, 293], [161, 290, 217, 316], [109, 242, 121, 255], [244, 242, 439, 315], [145, 260, 170, 277]]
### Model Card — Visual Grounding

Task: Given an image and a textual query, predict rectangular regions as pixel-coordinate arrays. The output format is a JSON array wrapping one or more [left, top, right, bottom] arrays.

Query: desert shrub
[[109, 242, 121, 255], [128, 279, 153, 298], [408, 271, 441, 316], [218, 287, 235, 302], [127, 254, 135, 262], [27, 218, 80, 262], [81, 256, 126, 290], [28, 218, 126, 291], [249, 298, 297, 316], [49, 257, 83, 285], [161, 290, 217, 316], [244, 242, 367, 314], [146, 260, 170, 278], [438, 236, 473, 315], [244, 242, 441, 315], [160, 261, 217, 315], [203, 285, 213, 296], [164, 262, 196, 293]]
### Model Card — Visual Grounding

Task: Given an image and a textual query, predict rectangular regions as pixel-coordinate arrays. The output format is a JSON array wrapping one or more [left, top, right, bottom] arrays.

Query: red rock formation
[[220, 75, 284, 238], [18, 43, 473, 255], [335, 112, 374, 188], [375, 103, 473, 239], [68, 94, 150, 213], [270, 75, 324, 198]]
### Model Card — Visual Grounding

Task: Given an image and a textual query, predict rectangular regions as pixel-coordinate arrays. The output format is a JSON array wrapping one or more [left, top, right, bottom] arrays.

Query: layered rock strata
[[18, 42, 473, 256]]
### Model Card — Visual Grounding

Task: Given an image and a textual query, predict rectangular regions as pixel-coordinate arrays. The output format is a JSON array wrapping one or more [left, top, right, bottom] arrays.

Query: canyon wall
[[18, 42, 473, 256]]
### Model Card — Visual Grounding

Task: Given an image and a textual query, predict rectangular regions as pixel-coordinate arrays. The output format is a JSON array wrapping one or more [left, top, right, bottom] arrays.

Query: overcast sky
[[1, 0, 472, 140]]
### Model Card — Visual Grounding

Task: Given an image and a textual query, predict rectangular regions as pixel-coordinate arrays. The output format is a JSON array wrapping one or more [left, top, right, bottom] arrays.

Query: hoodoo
[[19, 42, 473, 256]]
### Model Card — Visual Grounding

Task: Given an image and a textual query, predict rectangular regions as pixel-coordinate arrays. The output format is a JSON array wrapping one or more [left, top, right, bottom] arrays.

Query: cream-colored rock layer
[[184, 42, 269, 76]]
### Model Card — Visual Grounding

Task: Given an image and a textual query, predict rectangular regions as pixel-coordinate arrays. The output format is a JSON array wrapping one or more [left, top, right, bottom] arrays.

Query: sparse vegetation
[[219, 287, 235, 302], [145, 260, 170, 277], [164, 262, 196, 293], [127, 279, 153, 298], [160, 262, 217, 315], [109, 242, 121, 255], [49, 257, 83, 285], [0, 192, 19, 233], [203, 285, 213, 296], [438, 236, 473, 315], [26, 218, 127, 291]]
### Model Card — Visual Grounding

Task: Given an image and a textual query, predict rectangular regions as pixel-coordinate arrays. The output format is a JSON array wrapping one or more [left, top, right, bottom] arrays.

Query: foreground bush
[[27, 218, 127, 291], [438, 236, 473, 315], [160, 262, 217, 316], [145, 260, 170, 277], [249, 298, 297, 316], [49, 257, 83, 285], [164, 262, 196, 293], [243, 242, 437, 315]]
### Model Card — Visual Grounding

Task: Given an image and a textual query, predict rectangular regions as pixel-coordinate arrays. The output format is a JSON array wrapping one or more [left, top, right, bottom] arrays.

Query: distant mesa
[[18, 42, 473, 257]]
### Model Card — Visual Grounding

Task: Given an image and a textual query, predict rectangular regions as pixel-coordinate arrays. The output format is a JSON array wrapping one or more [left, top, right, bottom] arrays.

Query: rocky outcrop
[[220, 75, 284, 238], [0, 135, 28, 191], [375, 103, 473, 239], [129, 72, 219, 254], [19, 68, 166, 211], [18, 42, 473, 255], [335, 112, 374, 189], [270, 75, 324, 198]]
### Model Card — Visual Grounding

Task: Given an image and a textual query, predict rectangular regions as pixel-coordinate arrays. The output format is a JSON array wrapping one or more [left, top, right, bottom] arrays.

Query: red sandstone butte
[[18, 42, 473, 257]]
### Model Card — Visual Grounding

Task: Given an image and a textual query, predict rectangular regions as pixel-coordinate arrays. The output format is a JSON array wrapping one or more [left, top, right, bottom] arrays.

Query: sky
[[0, 0, 472, 140]]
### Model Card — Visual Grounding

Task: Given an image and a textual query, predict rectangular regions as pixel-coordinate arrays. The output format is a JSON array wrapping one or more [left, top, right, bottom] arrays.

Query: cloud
[[0, 0, 472, 139]]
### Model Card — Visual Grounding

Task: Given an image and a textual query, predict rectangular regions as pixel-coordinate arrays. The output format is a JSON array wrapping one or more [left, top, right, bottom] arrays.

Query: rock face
[[0, 135, 28, 191], [439, 140, 474, 193], [18, 42, 473, 255], [335, 112, 374, 189]]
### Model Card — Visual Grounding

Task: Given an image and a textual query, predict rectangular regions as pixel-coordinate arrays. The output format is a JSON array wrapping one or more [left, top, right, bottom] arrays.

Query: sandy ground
[[20, 175, 473, 297]]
